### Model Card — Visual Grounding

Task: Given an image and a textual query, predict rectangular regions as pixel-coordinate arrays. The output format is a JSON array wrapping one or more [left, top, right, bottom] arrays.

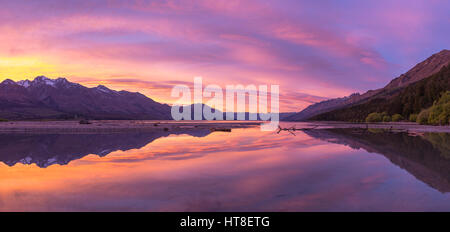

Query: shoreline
[[0, 120, 448, 133], [282, 121, 450, 133], [0, 120, 261, 134]]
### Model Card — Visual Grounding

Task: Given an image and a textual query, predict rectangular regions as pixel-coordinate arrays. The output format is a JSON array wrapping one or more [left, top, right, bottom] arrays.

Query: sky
[[0, 0, 449, 112]]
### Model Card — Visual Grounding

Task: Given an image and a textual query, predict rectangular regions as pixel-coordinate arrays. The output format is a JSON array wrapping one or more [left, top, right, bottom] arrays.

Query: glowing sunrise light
[[0, 57, 57, 80]]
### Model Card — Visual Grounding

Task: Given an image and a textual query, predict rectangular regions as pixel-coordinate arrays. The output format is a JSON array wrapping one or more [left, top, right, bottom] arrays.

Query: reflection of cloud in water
[[0, 129, 213, 167], [2, 127, 450, 211], [75, 129, 324, 164]]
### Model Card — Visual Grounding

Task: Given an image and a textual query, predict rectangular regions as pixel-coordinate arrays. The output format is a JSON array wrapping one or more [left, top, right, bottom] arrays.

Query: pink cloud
[[1, 0, 448, 113]]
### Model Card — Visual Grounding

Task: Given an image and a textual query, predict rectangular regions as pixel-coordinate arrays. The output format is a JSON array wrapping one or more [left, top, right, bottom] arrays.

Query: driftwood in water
[[277, 125, 319, 136], [211, 128, 232, 132], [79, 119, 91, 125]]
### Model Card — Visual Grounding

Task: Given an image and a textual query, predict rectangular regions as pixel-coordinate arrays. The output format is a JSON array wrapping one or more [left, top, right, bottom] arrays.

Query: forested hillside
[[311, 65, 450, 122]]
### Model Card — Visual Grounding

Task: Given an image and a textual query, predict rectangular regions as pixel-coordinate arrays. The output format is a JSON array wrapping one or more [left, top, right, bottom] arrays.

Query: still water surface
[[1, 123, 450, 211]]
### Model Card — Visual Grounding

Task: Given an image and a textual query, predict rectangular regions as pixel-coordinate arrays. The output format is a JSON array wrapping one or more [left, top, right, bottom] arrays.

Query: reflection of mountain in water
[[0, 129, 212, 168], [304, 129, 450, 193]]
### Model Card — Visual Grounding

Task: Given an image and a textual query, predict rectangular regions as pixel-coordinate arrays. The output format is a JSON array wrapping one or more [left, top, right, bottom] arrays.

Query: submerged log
[[277, 125, 320, 136], [79, 119, 91, 125], [210, 128, 232, 132]]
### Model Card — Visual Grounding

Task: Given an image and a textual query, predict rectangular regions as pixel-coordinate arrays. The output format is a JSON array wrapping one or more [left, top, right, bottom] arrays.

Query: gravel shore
[[0, 120, 260, 133], [282, 121, 450, 133], [0, 120, 448, 134]]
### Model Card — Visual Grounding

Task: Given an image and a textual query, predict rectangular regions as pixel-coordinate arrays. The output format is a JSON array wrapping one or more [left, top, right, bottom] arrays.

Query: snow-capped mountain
[[0, 76, 171, 120]]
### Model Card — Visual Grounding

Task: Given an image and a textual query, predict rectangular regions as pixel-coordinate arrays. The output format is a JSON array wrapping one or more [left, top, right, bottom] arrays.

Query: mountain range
[[286, 49, 450, 121], [0, 76, 293, 121], [0, 76, 171, 120], [1, 49, 448, 121]]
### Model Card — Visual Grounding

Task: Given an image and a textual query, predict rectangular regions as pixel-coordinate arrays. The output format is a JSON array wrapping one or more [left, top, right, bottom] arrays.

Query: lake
[[1, 122, 450, 211]]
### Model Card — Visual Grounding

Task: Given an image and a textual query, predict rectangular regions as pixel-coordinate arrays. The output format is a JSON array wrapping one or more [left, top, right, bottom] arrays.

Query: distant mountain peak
[[55, 77, 68, 82], [17, 79, 31, 87], [31, 76, 57, 87], [95, 84, 117, 94], [34, 75, 50, 81], [12, 76, 80, 89], [96, 84, 110, 90], [385, 49, 450, 89], [1, 79, 16, 85]]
